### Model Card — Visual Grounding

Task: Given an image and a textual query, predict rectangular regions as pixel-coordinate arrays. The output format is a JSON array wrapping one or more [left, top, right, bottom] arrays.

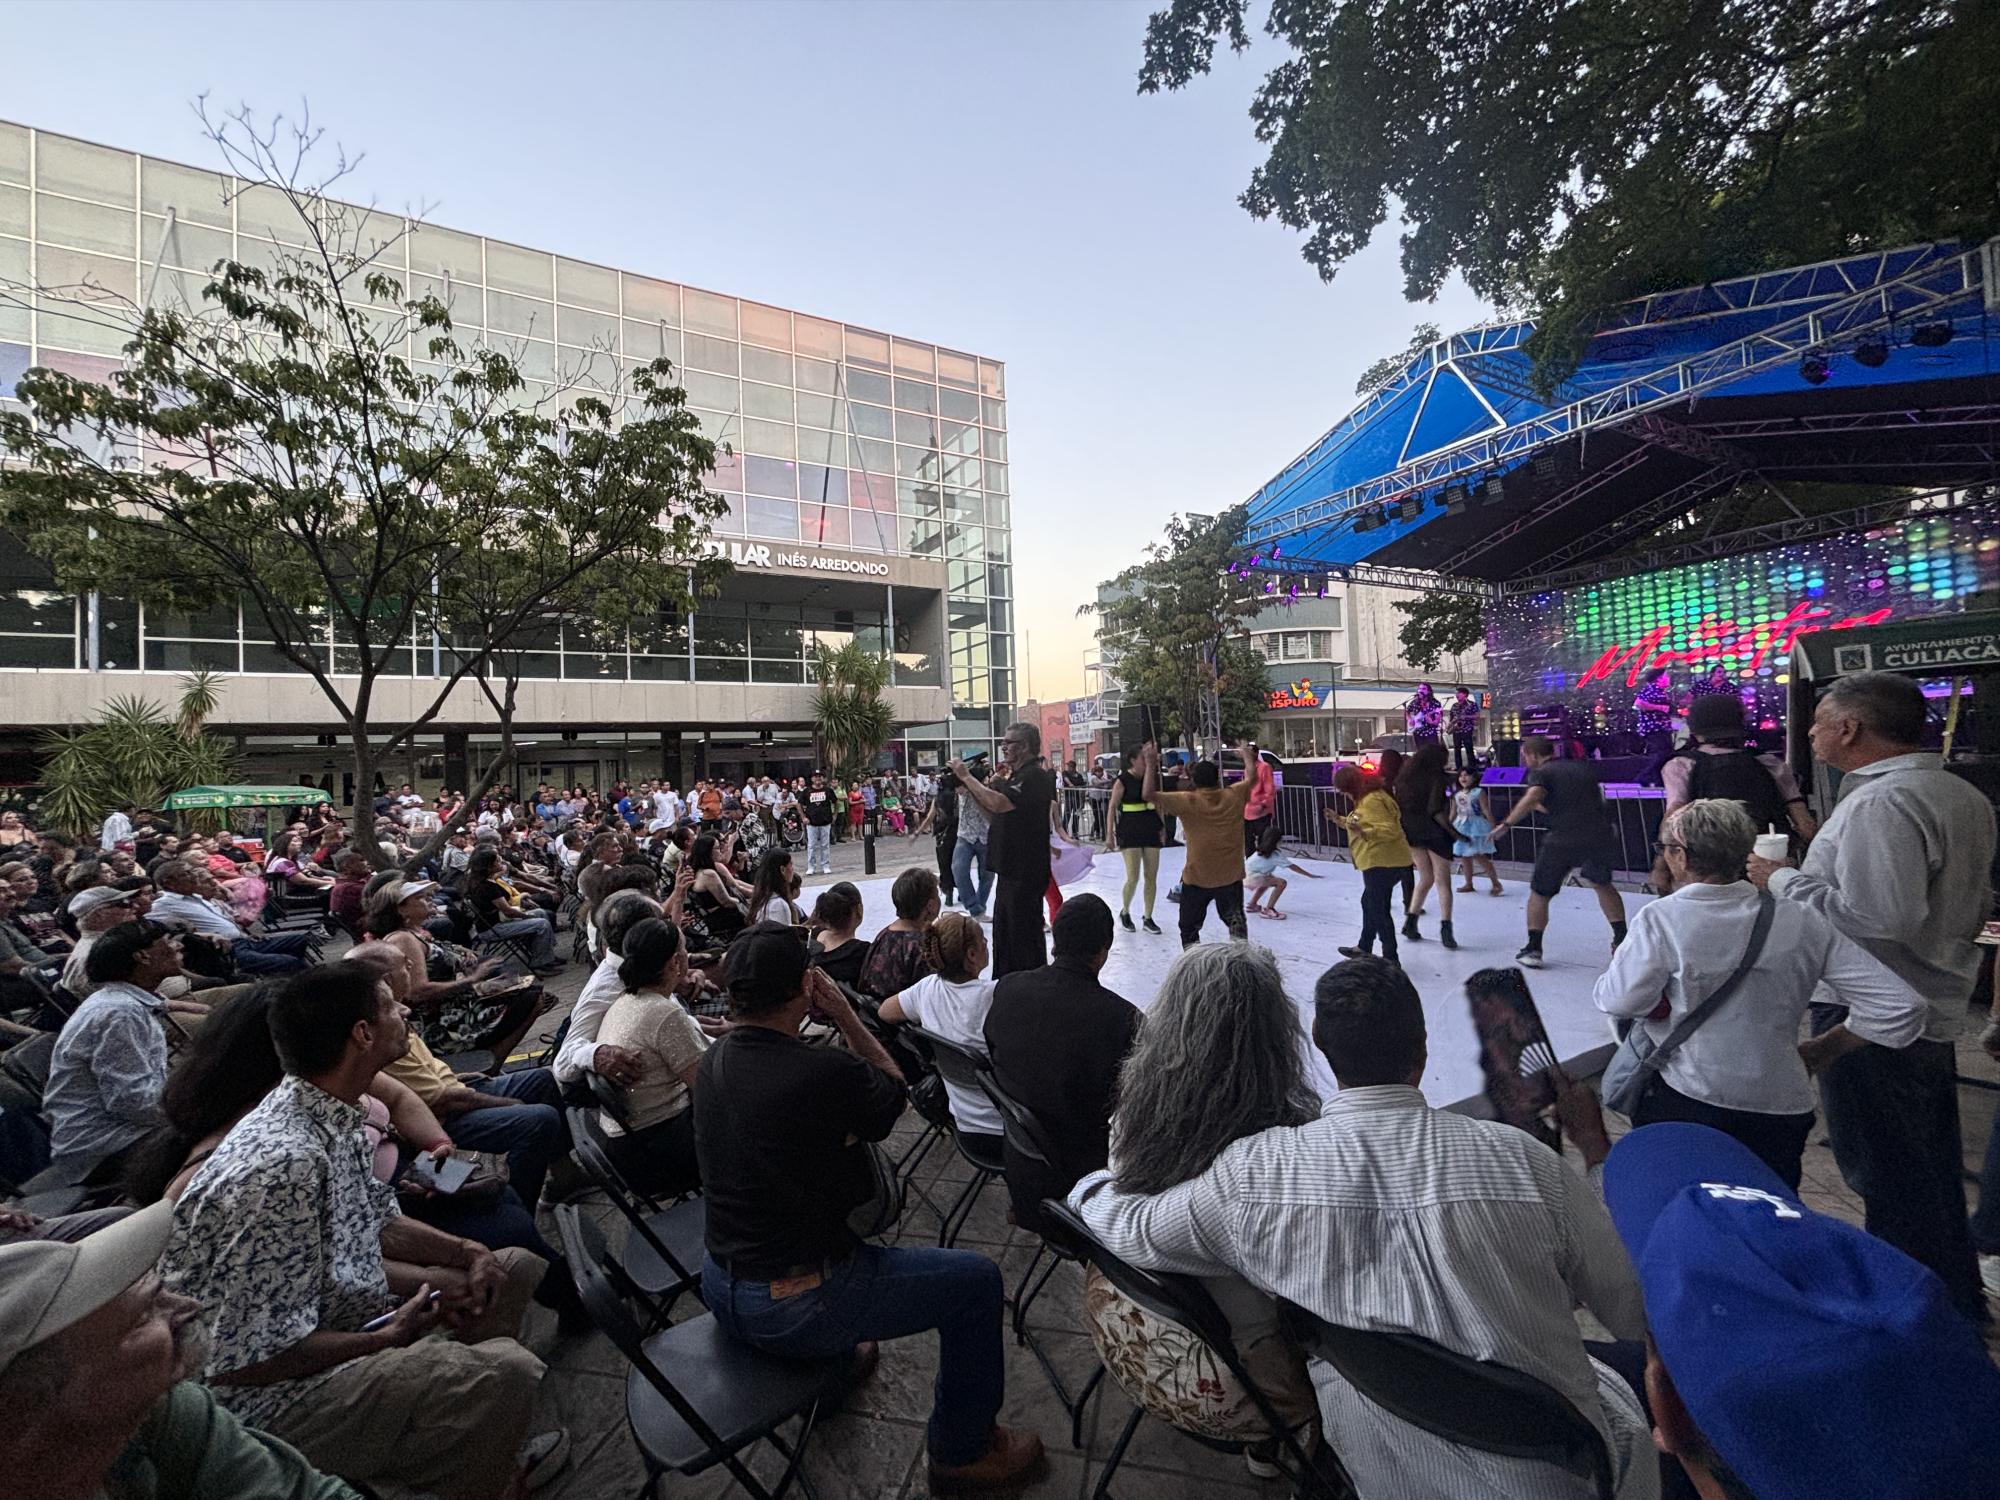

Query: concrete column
[[660, 730, 682, 784], [443, 730, 469, 793]]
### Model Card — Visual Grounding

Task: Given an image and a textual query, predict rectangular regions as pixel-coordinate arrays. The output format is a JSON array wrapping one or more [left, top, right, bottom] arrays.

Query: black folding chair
[[1278, 1301, 1611, 1500], [975, 1064, 1103, 1445], [567, 1106, 707, 1324], [899, 1025, 1005, 1248], [556, 1205, 849, 1500], [1043, 1199, 1350, 1500]]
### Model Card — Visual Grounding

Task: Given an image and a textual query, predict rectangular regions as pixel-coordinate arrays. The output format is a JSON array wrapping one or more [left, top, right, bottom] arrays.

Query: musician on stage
[[1634, 669, 1676, 785], [1405, 682, 1445, 746], [1448, 686, 1480, 771]]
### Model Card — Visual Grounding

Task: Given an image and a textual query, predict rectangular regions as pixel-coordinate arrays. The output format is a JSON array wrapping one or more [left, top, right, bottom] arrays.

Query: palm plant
[[36, 671, 235, 837], [811, 642, 896, 785]]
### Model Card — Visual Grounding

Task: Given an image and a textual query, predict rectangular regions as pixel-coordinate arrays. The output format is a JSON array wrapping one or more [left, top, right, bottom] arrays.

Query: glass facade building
[[0, 120, 1014, 777]]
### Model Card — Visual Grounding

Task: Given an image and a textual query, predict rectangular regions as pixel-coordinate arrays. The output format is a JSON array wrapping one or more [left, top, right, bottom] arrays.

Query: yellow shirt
[[1152, 780, 1254, 888], [382, 1031, 459, 1106], [1346, 789, 1413, 870]]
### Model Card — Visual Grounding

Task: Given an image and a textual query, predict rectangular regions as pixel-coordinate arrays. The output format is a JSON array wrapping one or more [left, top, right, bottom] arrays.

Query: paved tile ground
[[486, 888, 2000, 1500]]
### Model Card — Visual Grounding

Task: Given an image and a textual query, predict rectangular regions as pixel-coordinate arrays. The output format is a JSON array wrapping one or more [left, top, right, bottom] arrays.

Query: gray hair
[[1821, 671, 1926, 747], [151, 858, 199, 892], [1666, 798, 1756, 883], [1111, 944, 1320, 1197], [598, 889, 662, 957]]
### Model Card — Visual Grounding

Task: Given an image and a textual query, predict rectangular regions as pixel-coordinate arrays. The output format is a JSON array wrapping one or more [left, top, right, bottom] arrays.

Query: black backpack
[[1687, 748, 1793, 841]]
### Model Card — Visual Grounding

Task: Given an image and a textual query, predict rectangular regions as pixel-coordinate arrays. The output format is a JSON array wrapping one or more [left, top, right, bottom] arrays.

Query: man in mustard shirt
[[1142, 741, 1256, 947]]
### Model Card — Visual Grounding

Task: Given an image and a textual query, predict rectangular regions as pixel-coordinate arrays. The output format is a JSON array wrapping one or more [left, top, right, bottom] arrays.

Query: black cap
[[726, 921, 810, 1012]]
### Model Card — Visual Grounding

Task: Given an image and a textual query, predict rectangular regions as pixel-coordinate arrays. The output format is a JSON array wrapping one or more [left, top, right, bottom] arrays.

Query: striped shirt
[[1071, 1086, 1657, 1500]]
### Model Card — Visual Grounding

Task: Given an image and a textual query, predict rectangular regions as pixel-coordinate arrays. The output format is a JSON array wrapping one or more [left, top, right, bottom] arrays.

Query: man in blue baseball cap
[[1604, 1122, 2000, 1500]]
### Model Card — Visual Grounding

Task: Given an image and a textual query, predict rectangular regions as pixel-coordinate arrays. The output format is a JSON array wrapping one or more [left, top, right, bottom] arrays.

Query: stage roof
[[1241, 240, 2000, 589]]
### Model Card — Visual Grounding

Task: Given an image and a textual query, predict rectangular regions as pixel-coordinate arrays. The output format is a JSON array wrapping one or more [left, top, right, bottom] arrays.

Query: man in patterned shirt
[[158, 961, 565, 1500]]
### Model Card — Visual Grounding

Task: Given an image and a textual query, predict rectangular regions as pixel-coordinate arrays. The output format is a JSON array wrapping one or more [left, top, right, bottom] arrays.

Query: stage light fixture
[[1911, 321, 1953, 348], [1398, 495, 1421, 521], [1797, 352, 1831, 386], [1263, 579, 1275, 593], [1445, 482, 1468, 516], [1481, 475, 1505, 506], [1271, 545, 1282, 559], [1852, 335, 1889, 368]]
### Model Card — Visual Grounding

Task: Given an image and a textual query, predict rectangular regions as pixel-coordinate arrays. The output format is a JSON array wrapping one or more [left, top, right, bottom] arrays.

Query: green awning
[[161, 785, 333, 811], [1792, 610, 2000, 681]]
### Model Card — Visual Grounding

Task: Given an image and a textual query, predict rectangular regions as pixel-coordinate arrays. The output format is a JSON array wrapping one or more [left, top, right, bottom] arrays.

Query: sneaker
[[1119, 911, 1136, 932], [1243, 1445, 1282, 1480], [929, 1426, 1047, 1492], [1515, 944, 1544, 968], [1142, 916, 1162, 935], [1337, 945, 1370, 960], [518, 1429, 572, 1491]]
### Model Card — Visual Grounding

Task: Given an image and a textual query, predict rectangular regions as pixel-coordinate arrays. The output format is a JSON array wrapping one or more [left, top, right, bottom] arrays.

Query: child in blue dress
[[1451, 767, 1503, 894]]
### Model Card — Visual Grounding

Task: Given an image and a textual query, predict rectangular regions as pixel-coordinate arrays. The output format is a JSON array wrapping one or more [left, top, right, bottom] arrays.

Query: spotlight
[[1481, 475, 1505, 506], [1852, 335, 1888, 369], [1911, 321, 1953, 348], [1398, 495, 1421, 521], [1797, 352, 1831, 386], [1354, 510, 1377, 533], [1263, 579, 1275, 593], [1271, 545, 1282, 559], [1445, 482, 1468, 516]]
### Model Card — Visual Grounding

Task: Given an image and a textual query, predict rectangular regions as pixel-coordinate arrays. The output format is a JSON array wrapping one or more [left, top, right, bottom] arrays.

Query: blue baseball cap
[[1604, 1123, 2000, 1500]]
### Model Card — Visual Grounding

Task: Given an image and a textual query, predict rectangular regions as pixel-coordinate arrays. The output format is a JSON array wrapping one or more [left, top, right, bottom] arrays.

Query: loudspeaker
[[1492, 737, 1522, 768], [1119, 704, 1161, 756]]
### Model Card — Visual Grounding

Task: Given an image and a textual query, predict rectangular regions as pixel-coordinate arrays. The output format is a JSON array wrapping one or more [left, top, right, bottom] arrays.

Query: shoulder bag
[[1600, 891, 1775, 1117]]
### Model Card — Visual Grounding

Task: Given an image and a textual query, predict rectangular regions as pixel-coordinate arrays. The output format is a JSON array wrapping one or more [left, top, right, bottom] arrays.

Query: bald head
[[346, 940, 410, 1002]]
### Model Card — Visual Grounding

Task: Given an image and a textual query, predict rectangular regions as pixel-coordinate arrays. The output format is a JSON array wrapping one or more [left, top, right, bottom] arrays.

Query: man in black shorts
[[1490, 734, 1627, 968]]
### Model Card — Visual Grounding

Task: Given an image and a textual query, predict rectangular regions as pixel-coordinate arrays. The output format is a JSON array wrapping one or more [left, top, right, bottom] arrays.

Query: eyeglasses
[[1653, 840, 1685, 854]]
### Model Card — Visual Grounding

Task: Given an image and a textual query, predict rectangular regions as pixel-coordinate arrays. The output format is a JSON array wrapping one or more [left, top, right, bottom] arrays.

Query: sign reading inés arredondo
[[703, 539, 892, 577]]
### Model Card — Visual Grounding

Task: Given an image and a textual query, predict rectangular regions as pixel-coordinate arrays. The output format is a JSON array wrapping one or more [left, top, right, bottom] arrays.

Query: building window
[[1282, 632, 1311, 660]]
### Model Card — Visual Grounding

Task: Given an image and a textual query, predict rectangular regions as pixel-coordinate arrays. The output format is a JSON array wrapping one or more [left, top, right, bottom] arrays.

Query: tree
[[1355, 321, 1440, 396], [812, 641, 896, 785], [1393, 592, 1488, 674], [1087, 505, 1266, 749], [36, 670, 235, 838], [1139, 1, 2000, 388], [0, 105, 729, 870]]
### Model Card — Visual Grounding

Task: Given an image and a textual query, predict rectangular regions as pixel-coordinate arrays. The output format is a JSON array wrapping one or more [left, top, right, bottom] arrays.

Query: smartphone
[[407, 1154, 475, 1195], [361, 1289, 441, 1332]]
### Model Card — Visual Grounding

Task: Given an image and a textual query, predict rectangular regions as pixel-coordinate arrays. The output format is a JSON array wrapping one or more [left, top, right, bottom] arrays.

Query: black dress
[[1112, 770, 1162, 849]]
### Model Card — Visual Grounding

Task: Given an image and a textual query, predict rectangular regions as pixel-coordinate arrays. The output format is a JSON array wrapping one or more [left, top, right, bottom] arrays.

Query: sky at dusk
[[3, 0, 1490, 700]]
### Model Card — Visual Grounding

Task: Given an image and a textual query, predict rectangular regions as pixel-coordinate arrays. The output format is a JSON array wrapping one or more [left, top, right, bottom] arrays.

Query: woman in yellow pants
[[1104, 745, 1164, 934]]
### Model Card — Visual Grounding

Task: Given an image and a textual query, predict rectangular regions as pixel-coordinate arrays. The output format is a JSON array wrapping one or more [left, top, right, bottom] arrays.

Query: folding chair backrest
[[565, 1105, 694, 1278], [587, 1068, 639, 1133], [554, 1205, 733, 1456], [1041, 1197, 1237, 1354], [903, 1023, 988, 1097], [1279, 1302, 1614, 1500], [975, 1065, 1060, 1167]]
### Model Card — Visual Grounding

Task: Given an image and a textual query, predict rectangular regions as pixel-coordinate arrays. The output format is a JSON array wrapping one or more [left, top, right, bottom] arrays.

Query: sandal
[[1265, 910, 1287, 920]]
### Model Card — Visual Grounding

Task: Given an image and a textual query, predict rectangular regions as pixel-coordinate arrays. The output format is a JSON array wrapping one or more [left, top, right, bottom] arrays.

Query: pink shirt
[[1245, 759, 1276, 821]]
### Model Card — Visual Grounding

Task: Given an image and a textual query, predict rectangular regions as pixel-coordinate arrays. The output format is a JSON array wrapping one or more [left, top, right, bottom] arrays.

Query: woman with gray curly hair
[[1594, 796, 1928, 1186], [1093, 943, 1321, 1473]]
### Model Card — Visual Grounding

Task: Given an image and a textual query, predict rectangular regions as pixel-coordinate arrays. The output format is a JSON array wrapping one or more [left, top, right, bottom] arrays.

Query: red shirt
[[1245, 758, 1275, 821]]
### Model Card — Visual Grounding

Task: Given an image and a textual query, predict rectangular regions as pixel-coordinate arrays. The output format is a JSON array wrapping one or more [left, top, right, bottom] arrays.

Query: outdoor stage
[[839, 842, 1651, 1109]]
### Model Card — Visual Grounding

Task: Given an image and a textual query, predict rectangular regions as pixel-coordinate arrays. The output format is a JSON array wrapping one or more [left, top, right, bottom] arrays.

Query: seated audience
[[43, 920, 183, 1181], [326, 852, 370, 933], [265, 831, 332, 895], [1606, 1122, 2000, 1499], [594, 917, 706, 1196], [1073, 955, 1657, 1500], [552, 889, 662, 1099], [364, 879, 541, 1064], [880, 912, 1003, 1149], [148, 860, 311, 975], [158, 962, 564, 1500], [1595, 798, 1927, 1188], [808, 882, 871, 992], [346, 940, 570, 1209], [857, 867, 939, 1004], [745, 850, 802, 926], [683, 834, 749, 945], [696, 923, 1044, 1490], [984, 894, 1139, 1231], [0, 1201, 364, 1500], [463, 847, 560, 973]]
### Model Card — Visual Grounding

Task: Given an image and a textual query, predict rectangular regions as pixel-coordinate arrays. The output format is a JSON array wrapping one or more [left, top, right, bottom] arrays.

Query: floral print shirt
[[159, 1075, 401, 1430]]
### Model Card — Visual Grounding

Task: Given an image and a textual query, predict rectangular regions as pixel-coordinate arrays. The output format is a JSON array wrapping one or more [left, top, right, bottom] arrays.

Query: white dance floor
[[833, 842, 1653, 1109]]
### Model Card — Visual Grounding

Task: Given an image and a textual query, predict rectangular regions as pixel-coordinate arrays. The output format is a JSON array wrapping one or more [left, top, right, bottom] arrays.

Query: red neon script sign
[[1576, 598, 1895, 689]]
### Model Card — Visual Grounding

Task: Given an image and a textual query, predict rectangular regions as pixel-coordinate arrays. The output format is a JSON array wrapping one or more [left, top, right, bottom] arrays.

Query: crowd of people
[[5, 673, 2000, 1500]]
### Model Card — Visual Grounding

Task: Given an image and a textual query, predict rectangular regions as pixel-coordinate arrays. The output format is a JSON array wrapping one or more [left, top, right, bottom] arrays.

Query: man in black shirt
[[983, 896, 1139, 1234], [953, 722, 1056, 980], [695, 924, 1045, 1492], [1491, 734, 1628, 967], [801, 771, 836, 876]]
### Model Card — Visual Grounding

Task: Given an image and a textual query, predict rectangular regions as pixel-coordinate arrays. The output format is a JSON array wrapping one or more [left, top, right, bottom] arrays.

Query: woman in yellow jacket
[[1328, 763, 1414, 965]]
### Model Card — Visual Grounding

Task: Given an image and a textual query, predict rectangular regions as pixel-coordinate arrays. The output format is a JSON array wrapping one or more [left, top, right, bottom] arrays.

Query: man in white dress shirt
[[98, 803, 134, 853], [1072, 956, 1659, 1500], [1748, 670, 1996, 1323]]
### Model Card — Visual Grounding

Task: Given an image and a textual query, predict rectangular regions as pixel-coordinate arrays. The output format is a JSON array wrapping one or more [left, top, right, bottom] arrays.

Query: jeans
[[991, 874, 1047, 978], [1632, 1075, 1814, 1190], [479, 916, 556, 968], [443, 1067, 567, 1208], [1177, 880, 1246, 947], [235, 929, 313, 974], [702, 1243, 1005, 1465], [1359, 865, 1407, 961], [1811, 1010, 1986, 1322], [951, 838, 994, 917], [1452, 733, 1478, 772], [805, 823, 831, 873]]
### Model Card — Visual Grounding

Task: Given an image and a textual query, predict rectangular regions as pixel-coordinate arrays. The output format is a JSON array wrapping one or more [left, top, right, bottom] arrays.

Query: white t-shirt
[[895, 974, 1002, 1136], [754, 896, 802, 926], [757, 782, 780, 807]]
